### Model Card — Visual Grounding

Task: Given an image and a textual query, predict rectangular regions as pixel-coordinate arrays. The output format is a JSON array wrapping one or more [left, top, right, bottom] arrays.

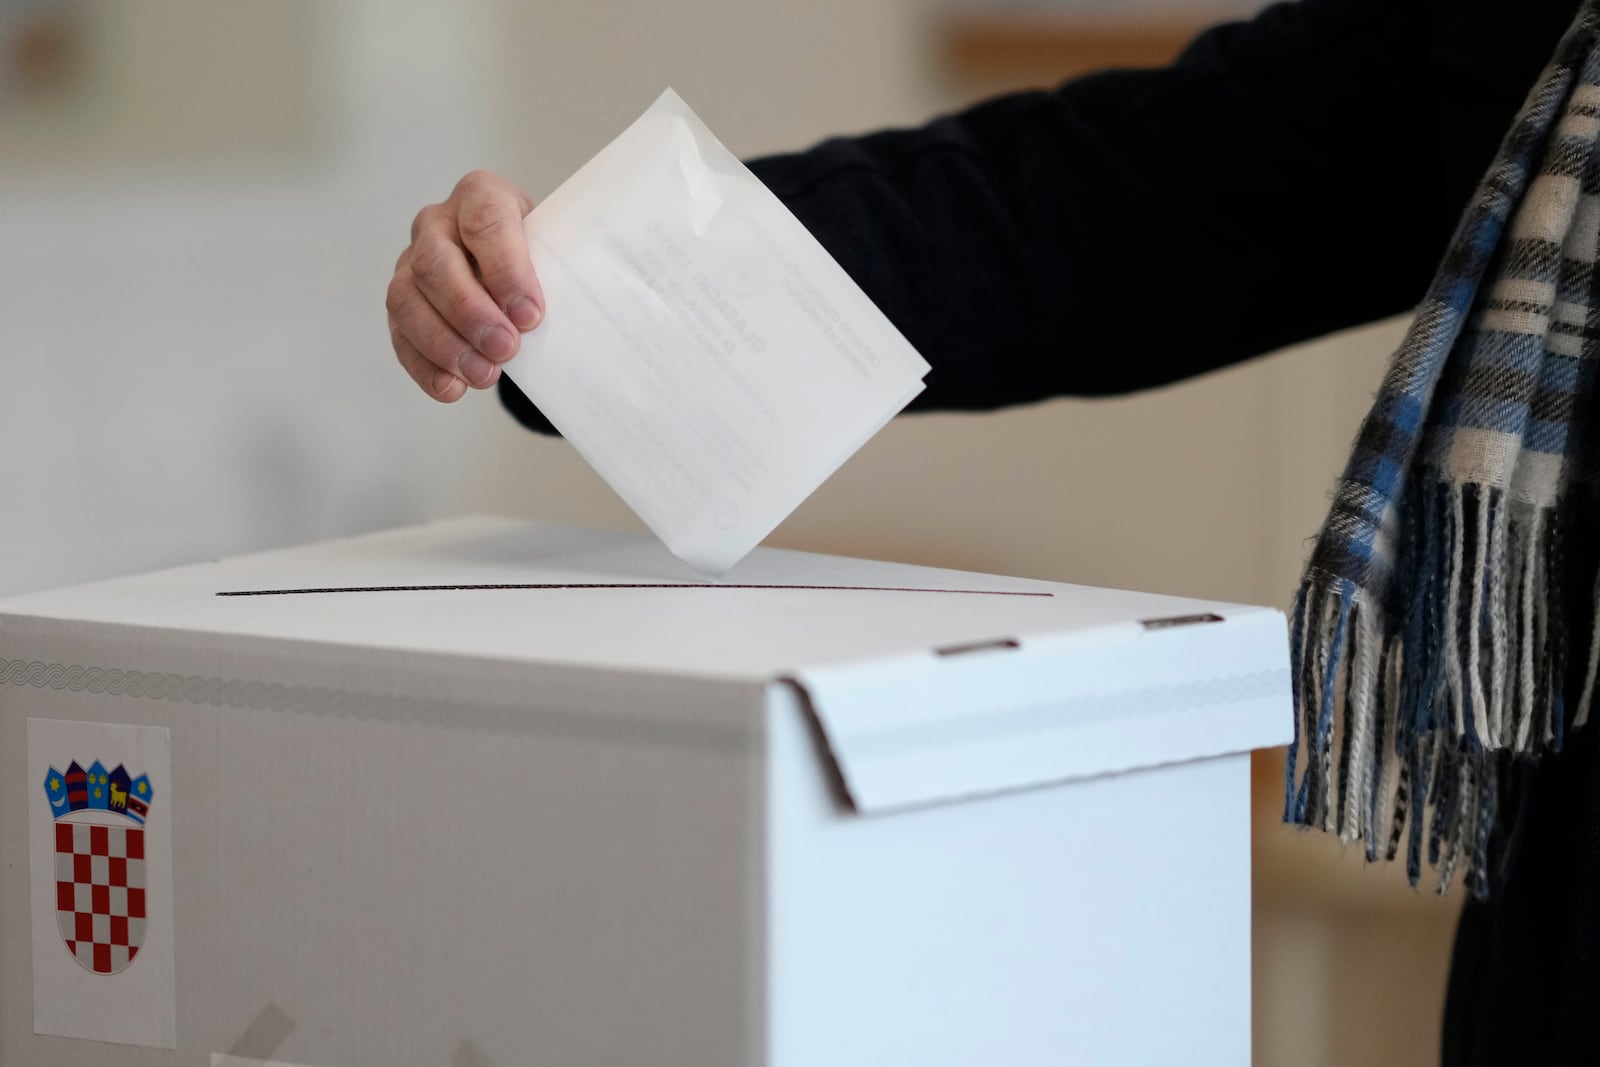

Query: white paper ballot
[[502, 89, 930, 577]]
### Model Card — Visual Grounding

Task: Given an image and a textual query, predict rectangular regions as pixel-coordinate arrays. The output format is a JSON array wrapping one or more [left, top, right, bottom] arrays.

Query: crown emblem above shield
[[43, 760, 154, 975]]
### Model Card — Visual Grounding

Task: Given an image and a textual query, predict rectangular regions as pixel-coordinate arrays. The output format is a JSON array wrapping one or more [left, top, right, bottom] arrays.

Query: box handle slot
[[934, 638, 1021, 658], [1140, 613, 1225, 630]]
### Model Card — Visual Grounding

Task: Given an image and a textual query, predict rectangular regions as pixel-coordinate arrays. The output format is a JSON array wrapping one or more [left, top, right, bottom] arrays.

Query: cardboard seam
[[773, 676, 858, 813]]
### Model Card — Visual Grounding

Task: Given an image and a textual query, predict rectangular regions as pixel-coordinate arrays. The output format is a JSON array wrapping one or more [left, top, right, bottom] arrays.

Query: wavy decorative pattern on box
[[0, 657, 748, 751]]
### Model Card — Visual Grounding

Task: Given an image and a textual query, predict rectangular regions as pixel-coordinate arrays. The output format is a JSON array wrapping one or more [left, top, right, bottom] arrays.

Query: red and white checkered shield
[[53, 821, 147, 975]]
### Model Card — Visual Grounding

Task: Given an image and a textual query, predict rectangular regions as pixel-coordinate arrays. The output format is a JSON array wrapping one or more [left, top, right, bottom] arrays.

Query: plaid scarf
[[1288, 1, 1600, 897]]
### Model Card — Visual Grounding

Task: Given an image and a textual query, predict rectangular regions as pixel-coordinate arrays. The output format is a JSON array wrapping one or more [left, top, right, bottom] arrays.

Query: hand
[[386, 171, 545, 402]]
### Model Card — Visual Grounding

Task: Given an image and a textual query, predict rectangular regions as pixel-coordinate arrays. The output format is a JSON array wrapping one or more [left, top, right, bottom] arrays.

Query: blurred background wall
[[0, 1, 1461, 1063]]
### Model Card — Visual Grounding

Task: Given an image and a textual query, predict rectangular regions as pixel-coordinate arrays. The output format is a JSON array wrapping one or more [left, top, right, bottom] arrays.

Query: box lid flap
[[790, 605, 1289, 813]]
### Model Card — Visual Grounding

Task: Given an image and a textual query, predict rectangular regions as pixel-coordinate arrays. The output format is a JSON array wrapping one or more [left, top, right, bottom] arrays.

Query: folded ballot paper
[[502, 90, 930, 577]]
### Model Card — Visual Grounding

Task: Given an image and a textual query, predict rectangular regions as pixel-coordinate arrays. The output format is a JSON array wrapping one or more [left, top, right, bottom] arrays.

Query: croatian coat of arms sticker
[[27, 717, 175, 1049], [43, 758, 154, 974]]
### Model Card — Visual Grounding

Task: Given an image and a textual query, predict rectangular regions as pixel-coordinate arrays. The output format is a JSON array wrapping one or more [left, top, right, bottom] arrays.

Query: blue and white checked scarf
[[1288, 1, 1600, 896]]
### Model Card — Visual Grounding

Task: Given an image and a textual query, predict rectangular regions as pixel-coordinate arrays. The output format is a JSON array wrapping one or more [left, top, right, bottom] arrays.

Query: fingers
[[386, 260, 502, 392], [389, 170, 541, 404], [408, 212, 522, 367], [452, 170, 544, 331], [392, 323, 468, 403]]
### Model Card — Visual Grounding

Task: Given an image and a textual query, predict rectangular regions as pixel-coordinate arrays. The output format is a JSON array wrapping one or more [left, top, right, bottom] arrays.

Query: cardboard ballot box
[[0, 517, 1289, 1067]]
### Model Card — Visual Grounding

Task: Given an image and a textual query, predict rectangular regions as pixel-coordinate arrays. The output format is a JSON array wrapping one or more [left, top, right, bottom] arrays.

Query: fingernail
[[432, 368, 465, 400], [477, 324, 517, 361], [459, 350, 495, 387], [506, 295, 543, 331]]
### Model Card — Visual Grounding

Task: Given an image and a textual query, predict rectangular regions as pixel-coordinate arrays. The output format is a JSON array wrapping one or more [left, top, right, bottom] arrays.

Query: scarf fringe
[[1287, 480, 1577, 898]]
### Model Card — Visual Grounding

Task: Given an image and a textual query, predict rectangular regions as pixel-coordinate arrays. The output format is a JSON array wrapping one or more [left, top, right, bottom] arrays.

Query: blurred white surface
[[2, 3, 491, 594]]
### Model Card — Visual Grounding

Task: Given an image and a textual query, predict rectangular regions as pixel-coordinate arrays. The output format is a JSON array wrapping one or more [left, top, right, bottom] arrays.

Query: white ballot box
[[0, 517, 1290, 1067]]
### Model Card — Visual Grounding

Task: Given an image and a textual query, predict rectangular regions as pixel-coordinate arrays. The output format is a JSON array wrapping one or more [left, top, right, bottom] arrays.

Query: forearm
[[745, 0, 1575, 409]]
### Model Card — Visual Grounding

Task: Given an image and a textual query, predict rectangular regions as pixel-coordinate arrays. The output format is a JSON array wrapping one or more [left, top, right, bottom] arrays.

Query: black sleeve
[[502, 0, 1579, 432]]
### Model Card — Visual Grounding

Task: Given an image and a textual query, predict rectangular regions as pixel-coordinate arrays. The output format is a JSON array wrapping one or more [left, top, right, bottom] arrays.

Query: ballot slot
[[213, 583, 1054, 598]]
